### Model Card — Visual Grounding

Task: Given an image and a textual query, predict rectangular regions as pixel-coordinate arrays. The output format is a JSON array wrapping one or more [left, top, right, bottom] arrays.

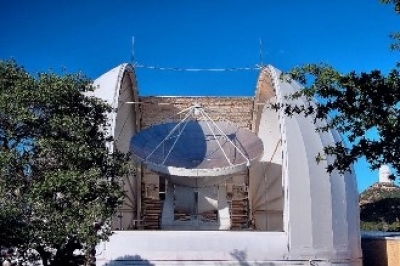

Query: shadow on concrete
[[229, 249, 276, 266], [101, 255, 154, 266], [230, 249, 250, 266]]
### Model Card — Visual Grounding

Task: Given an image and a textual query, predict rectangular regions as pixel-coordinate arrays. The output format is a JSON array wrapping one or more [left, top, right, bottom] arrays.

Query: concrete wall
[[96, 231, 288, 265]]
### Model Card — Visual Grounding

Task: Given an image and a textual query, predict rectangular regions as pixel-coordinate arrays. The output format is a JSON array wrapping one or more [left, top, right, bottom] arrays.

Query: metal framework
[[130, 104, 263, 178]]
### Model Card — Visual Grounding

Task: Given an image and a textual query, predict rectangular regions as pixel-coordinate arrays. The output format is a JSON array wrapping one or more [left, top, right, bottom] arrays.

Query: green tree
[[279, 1, 400, 177], [381, 0, 400, 13], [0, 60, 127, 266], [281, 64, 400, 175], [359, 183, 400, 231]]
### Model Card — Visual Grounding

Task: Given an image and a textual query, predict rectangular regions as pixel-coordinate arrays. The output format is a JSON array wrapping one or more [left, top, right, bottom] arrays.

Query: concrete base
[[95, 231, 362, 266]]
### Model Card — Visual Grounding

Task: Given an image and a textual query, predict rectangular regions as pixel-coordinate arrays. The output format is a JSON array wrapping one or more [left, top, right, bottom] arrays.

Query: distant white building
[[379, 165, 394, 184], [91, 63, 362, 265]]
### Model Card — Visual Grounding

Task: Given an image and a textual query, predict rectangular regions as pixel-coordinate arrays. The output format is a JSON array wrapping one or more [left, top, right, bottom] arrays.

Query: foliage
[[381, 0, 400, 13], [277, 1, 400, 176], [0, 60, 127, 265], [360, 183, 400, 203], [381, 0, 400, 52], [359, 184, 400, 231], [281, 65, 400, 175]]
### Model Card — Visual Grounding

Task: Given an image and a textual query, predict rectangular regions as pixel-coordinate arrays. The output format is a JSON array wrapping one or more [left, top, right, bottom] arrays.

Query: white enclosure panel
[[93, 64, 362, 266]]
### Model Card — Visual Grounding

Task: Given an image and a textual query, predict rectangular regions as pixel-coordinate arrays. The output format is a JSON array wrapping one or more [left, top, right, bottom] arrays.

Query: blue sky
[[1, 0, 399, 191]]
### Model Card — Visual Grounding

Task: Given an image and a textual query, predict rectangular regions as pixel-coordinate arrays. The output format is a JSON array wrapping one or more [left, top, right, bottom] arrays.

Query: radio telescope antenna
[[130, 103, 263, 183]]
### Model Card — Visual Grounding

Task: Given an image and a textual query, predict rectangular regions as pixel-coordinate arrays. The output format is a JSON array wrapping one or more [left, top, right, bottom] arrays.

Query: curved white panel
[[92, 63, 139, 153], [92, 63, 140, 230], [255, 66, 362, 262]]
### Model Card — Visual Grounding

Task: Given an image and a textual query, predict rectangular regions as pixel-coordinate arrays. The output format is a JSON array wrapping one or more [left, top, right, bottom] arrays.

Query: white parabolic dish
[[130, 120, 264, 178]]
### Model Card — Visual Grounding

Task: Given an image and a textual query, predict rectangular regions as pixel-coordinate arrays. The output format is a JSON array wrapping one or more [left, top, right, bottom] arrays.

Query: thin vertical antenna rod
[[259, 38, 264, 67], [131, 36, 135, 64]]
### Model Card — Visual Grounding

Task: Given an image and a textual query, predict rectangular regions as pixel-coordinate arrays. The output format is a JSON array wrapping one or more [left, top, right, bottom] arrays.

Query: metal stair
[[141, 198, 162, 229], [229, 198, 249, 230]]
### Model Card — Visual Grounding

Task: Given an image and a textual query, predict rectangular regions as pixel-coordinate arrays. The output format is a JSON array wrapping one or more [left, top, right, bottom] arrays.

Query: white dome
[[90, 63, 139, 153], [250, 65, 362, 262], [92, 63, 362, 265], [91, 63, 139, 231]]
